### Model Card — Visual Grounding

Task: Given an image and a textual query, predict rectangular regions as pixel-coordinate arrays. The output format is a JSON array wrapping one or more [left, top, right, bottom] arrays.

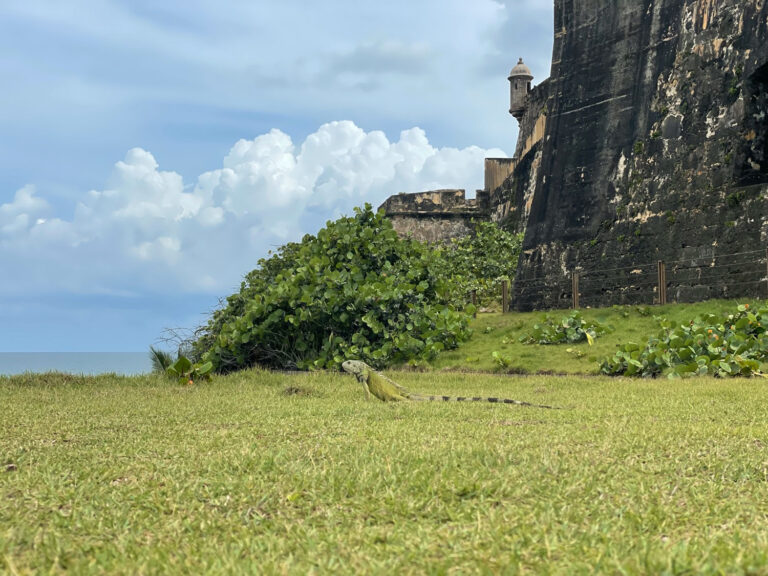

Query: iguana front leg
[[347, 362, 372, 400], [361, 377, 372, 401]]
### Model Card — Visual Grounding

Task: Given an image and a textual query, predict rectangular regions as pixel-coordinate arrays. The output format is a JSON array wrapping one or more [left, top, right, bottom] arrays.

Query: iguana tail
[[409, 394, 558, 409]]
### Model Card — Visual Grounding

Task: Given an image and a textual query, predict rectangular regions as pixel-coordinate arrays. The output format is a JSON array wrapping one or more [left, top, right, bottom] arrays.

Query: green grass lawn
[[3, 369, 768, 574], [431, 299, 763, 375]]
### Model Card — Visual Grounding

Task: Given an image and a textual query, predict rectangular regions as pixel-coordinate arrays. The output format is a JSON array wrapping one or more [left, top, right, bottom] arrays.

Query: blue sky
[[0, 0, 553, 352]]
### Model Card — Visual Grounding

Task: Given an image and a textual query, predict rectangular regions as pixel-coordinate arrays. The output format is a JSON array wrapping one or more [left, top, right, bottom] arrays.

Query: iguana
[[341, 360, 557, 409]]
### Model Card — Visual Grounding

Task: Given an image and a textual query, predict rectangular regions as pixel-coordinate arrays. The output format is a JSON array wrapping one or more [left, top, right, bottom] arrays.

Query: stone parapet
[[379, 189, 490, 243], [379, 189, 485, 215]]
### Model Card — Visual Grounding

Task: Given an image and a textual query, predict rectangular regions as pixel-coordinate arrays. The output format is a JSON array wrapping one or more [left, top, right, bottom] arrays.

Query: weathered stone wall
[[485, 158, 517, 193], [388, 216, 477, 243], [512, 0, 768, 310], [379, 189, 490, 243]]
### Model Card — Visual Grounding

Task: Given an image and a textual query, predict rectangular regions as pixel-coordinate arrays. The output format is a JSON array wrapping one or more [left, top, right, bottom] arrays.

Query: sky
[[0, 0, 553, 352]]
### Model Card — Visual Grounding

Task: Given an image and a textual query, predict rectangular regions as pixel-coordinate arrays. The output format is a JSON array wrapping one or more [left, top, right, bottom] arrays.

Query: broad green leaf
[[170, 356, 192, 375]]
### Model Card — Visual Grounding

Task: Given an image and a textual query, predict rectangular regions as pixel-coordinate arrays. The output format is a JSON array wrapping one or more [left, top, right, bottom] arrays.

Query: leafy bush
[[600, 304, 768, 378], [492, 350, 512, 368], [192, 205, 473, 372], [433, 221, 523, 308], [519, 311, 611, 345], [166, 356, 213, 385]]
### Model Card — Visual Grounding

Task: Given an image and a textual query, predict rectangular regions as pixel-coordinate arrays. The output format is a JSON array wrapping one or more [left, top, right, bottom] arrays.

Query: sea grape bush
[[600, 304, 768, 378], [519, 311, 611, 345], [166, 356, 213, 385], [192, 205, 474, 372], [433, 221, 523, 307], [492, 350, 513, 368]]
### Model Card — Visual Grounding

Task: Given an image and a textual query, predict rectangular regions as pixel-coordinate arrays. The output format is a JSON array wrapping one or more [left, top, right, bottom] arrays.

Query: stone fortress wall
[[381, 0, 768, 310]]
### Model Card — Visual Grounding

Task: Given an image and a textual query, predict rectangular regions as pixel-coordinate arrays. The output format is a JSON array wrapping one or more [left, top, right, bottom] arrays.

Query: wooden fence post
[[572, 272, 579, 309], [657, 261, 667, 305], [471, 290, 477, 318], [501, 280, 509, 314]]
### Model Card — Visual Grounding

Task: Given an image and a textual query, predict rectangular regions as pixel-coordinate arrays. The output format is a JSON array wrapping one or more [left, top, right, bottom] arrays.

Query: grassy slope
[[431, 299, 762, 375], [3, 370, 768, 574]]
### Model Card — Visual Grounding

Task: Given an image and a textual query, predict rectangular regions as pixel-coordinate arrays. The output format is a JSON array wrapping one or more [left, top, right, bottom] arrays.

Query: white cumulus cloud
[[0, 185, 49, 236], [0, 121, 506, 296]]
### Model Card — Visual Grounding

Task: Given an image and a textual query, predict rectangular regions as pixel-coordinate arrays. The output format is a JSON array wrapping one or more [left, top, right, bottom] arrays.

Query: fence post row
[[657, 260, 667, 306], [572, 272, 580, 310], [515, 248, 766, 312], [501, 280, 509, 314]]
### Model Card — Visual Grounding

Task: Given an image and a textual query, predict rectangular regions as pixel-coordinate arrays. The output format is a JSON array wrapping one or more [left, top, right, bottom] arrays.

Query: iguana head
[[341, 360, 366, 376]]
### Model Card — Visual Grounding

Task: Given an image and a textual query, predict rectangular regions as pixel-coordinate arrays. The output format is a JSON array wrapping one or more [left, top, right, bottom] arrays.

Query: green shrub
[[192, 205, 473, 372], [492, 350, 512, 368], [600, 304, 768, 378], [433, 221, 523, 308], [519, 311, 611, 345], [166, 356, 213, 385]]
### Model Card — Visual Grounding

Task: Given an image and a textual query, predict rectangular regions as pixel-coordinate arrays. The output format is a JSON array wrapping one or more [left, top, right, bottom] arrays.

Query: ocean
[[0, 352, 152, 376]]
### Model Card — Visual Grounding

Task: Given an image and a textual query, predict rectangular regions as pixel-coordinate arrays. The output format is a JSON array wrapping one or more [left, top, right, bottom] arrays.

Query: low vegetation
[[518, 310, 611, 345], [3, 370, 768, 573], [430, 299, 766, 375], [600, 303, 768, 378], [150, 345, 213, 385]]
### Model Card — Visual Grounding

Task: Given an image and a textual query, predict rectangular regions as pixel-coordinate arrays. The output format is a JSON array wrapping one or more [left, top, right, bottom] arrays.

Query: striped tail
[[410, 395, 558, 409]]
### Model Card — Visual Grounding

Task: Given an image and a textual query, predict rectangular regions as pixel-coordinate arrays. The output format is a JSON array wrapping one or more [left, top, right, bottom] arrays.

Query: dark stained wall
[[513, 0, 768, 310]]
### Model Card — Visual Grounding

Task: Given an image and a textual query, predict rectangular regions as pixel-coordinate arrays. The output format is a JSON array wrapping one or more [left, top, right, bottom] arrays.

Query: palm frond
[[149, 346, 174, 373]]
